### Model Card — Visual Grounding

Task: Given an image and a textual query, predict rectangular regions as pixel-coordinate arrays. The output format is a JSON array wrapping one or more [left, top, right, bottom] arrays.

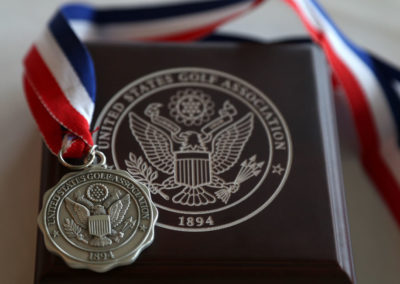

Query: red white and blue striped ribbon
[[23, 0, 400, 225]]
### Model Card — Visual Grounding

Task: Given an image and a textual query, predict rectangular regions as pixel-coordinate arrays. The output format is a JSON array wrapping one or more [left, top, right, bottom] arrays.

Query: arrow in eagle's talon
[[121, 217, 137, 233]]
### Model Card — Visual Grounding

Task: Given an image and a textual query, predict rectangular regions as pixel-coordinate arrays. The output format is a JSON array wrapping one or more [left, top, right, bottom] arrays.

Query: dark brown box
[[35, 41, 354, 283]]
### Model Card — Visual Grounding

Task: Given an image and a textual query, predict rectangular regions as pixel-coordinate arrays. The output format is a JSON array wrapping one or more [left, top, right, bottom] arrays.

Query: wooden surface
[[35, 42, 353, 283]]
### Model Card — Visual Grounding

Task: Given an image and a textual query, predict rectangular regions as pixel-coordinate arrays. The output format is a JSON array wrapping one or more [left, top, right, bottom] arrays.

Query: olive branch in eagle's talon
[[125, 153, 169, 200], [63, 218, 88, 244]]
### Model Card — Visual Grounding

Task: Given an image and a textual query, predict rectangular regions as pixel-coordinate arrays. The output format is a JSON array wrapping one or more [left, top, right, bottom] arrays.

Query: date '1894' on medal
[[89, 251, 115, 261]]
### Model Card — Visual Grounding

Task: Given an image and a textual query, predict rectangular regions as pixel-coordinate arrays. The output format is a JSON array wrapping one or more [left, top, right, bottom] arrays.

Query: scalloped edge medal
[[37, 147, 158, 272]]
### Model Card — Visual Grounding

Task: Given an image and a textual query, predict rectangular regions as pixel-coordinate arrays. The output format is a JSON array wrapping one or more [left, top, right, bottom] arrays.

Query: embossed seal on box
[[94, 67, 292, 232]]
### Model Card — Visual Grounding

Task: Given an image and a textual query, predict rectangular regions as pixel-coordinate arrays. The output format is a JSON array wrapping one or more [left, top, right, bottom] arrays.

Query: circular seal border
[[93, 67, 293, 232]]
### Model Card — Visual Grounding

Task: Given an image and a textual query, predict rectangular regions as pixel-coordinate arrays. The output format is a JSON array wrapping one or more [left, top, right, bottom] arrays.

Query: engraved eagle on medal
[[63, 184, 136, 247], [125, 89, 265, 207]]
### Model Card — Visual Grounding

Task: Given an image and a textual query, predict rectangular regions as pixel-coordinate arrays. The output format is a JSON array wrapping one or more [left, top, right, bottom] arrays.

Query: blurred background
[[0, 1, 399, 283]]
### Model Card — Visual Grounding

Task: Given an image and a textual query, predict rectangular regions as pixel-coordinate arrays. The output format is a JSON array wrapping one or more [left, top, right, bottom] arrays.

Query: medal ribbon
[[23, 0, 400, 226]]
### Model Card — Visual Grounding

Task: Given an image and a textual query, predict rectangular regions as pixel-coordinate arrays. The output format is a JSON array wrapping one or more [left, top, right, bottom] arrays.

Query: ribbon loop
[[23, 0, 400, 226]]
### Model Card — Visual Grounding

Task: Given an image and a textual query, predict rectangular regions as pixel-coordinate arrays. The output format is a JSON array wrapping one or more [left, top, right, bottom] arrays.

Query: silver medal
[[38, 147, 158, 272]]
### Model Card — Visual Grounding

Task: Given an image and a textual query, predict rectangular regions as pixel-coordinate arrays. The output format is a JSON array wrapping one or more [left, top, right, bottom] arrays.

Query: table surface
[[1, 1, 399, 284]]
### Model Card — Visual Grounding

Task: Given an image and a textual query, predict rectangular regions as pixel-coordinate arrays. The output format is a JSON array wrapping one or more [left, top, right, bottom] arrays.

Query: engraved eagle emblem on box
[[94, 67, 292, 232], [126, 91, 263, 207]]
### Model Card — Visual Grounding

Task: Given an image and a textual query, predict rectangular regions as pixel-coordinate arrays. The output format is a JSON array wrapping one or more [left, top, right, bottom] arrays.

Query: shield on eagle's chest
[[88, 215, 111, 237], [175, 151, 211, 187]]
